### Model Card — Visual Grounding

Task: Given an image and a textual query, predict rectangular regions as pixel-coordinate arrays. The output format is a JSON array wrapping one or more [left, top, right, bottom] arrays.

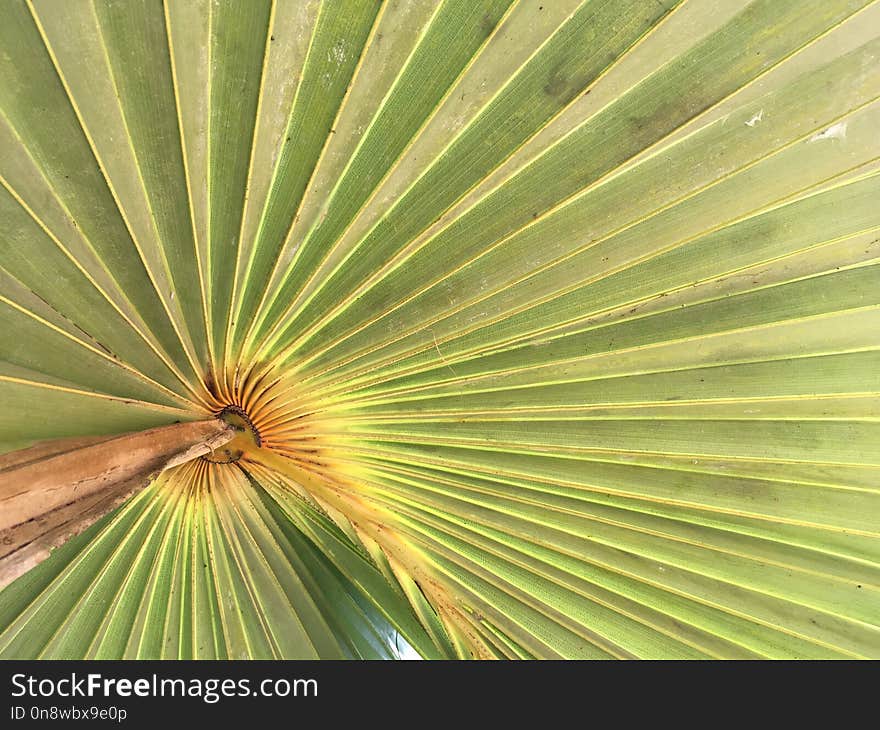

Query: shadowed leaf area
[[0, 0, 879, 658]]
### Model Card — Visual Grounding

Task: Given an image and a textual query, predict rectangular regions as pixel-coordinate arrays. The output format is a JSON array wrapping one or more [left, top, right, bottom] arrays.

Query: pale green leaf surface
[[0, 0, 878, 659]]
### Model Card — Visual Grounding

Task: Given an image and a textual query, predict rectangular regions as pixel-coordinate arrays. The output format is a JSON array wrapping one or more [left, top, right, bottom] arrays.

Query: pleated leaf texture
[[1, 0, 879, 659]]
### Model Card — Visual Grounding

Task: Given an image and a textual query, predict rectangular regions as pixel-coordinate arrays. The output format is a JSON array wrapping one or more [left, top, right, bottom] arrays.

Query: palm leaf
[[0, 0, 878, 659]]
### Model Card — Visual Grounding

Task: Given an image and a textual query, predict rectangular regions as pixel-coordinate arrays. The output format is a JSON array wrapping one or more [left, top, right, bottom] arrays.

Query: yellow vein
[[235, 0, 391, 367], [86, 0, 205, 381], [340, 443, 880, 520], [383, 494, 866, 657], [357, 456, 880, 568], [202, 467, 258, 658], [0, 292, 195, 409], [256, 0, 685, 363], [290, 101, 880, 385], [163, 0, 214, 393], [0, 159, 205, 405], [222, 0, 278, 381], [0, 373, 195, 413], [364, 465, 880, 592], [33, 485, 168, 659], [84, 480, 186, 658], [304, 224, 880, 400], [243, 0, 524, 361], [327, 307, 880, 406], [263, 0, 844, 365]]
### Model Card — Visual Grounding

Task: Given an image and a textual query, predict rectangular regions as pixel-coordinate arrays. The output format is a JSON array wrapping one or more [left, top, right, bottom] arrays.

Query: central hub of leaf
[[203, 405, 262, 463]]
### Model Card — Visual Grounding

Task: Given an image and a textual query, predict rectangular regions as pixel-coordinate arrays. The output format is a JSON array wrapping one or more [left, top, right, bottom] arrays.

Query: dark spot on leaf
[[480, 12, 497, 37], [543, 64, 568, 98], [204, 370, 218, 397]]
